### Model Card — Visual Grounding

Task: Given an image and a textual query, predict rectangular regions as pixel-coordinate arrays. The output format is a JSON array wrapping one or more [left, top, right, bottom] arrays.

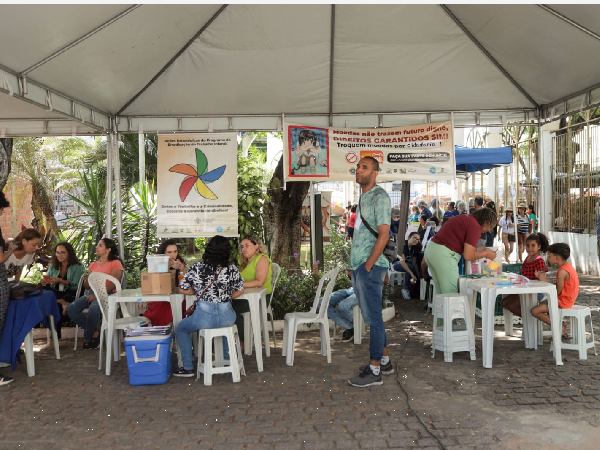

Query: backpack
[[8, 280, 43, 300]]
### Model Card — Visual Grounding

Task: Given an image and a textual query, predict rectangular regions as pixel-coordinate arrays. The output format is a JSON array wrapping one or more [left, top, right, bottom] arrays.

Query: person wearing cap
[[442, 202, 459, 224], [430, 199, 444, 221], [417, 199, 432, 219]]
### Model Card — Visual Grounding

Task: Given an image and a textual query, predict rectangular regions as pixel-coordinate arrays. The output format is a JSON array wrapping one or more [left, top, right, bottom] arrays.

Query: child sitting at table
[[500, 232, 549, 317], [531, 242, 578, 337]]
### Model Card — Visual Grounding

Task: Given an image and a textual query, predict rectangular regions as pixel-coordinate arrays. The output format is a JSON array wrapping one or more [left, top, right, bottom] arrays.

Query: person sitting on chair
[[67, 238, 123, 350]]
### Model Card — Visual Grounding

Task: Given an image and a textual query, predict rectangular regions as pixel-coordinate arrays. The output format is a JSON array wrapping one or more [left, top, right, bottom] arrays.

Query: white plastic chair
[[74, 271, 126, 350], [282, 267, 340, 366], [88, 273, 151, 371], [242, 262, 282, 350], [352, 304, 366, 344], [196, 325, 245, 385], [431, 293, 475, 362], [550, 305, 597, 360], [388, 266, 405, 287], [22, 313, 60, 377], [72, 275, 86, 350]]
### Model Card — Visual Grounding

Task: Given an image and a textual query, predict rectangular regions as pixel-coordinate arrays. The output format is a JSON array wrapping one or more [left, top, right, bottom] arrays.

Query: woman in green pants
[[424, 208, 498, 294]]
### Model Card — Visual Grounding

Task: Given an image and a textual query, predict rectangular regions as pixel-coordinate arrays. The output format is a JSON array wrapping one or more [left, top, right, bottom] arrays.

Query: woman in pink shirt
[[67, 238, 124, 350]]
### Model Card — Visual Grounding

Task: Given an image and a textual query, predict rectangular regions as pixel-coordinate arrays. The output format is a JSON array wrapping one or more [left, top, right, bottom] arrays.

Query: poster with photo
[[284, 121, 455, 182]]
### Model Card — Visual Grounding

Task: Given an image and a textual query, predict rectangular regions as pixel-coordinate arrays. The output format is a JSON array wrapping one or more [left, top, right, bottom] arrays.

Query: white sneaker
[[401, 289, 411, 299]]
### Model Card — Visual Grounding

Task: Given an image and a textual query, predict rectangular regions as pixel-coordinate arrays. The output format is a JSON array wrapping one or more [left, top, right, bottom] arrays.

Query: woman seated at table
[[393, 232, 422, 300], [143, 239, 187, 326], [4, 228, 41, 280], [41, 242, 85, 339], [234, 235, 272, 351], [41, 242, 85, 314], [174, 236, 244, 377], [67, 238, 123, 350]]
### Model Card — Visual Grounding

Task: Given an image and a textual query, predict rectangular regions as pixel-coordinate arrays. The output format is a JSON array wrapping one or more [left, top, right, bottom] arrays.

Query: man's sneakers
[[348, 365, 383, 387], [358, 360, 394, 375], [0, 373, 14, 385], [341, 328, 354, 342], [173, 367, 195, 377], [401, 288, 411, 300]]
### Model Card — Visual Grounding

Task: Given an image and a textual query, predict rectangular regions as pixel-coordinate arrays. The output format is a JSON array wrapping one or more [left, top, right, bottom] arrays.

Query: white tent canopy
[[2, 4, 600, 136]]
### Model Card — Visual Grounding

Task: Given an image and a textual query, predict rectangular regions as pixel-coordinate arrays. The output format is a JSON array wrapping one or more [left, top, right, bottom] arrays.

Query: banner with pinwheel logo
[[157, 133, 238, 238]]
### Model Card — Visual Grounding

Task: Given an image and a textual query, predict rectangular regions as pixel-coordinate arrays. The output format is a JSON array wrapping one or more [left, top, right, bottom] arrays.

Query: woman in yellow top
[[234, 235, 272, 349]]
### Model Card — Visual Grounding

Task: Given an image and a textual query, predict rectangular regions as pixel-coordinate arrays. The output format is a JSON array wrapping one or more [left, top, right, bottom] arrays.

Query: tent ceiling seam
[[20, 5, 141, 76], [538, 5, 600, 42], [439, 5, 539, 109], [115, 4, 228, 116], [328, 5, 335, 127]]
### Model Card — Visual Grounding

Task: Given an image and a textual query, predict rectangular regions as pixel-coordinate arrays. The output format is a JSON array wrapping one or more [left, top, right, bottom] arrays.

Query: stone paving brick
[[6, 274, 600, 449]]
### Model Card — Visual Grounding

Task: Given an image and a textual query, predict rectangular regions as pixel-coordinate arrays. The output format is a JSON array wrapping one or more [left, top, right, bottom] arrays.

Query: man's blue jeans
[[176, 301, 236, 370], [67, 293, 101, 341], [352, 263, 388, 361], [318, 288, 357, 330]]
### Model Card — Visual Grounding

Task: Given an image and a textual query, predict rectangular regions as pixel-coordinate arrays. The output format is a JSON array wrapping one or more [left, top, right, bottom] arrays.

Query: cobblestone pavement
[[3, 274, 600, 449]]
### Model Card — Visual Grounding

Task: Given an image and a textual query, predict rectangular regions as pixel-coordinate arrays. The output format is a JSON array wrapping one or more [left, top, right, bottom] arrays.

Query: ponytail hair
[[525, 232, 549, 254]]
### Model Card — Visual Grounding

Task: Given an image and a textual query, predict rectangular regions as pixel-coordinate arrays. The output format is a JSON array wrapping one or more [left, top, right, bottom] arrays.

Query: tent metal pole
[[328, 5, 336, 127], [21, 5, 141, 76], [106, 133, 113, 239], [138, 125, 145, 185], [440, 5, 539, 108], [113, 132, 125, 262]]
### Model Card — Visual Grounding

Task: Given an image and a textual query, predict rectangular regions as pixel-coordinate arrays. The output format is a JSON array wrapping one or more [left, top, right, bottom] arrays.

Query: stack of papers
[[126, 325, 172, 337]]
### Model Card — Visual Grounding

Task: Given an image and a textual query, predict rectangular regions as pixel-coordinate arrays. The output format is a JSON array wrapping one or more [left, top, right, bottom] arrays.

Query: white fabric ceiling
[[1, 4, 600, 136]]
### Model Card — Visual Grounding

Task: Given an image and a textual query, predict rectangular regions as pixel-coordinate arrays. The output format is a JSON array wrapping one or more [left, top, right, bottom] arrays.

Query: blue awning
[[455, 146, 513, 173]]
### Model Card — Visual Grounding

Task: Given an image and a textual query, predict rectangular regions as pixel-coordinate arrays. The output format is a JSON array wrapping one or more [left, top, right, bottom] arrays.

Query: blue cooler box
[[125, 333, 173, 385]]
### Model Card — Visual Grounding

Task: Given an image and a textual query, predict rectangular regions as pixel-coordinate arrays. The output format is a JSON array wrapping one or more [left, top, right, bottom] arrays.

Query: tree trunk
[[265, 156, 309, 270], [30, 179, 60, 240], [0, 138, 12, 191], [397, 180, 411, 244]]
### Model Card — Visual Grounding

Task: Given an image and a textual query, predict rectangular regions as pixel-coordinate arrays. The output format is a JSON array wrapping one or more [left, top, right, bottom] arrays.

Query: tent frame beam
[[440, 5, 539, 109], [116, 4, 228, 116], [538, 5, 600, 42], [0, 64, 110, 133], [20, 5, 141, 76]]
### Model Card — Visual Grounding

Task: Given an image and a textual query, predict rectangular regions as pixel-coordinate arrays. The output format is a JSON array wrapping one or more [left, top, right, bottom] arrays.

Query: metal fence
[[551, 111, 600, 233]]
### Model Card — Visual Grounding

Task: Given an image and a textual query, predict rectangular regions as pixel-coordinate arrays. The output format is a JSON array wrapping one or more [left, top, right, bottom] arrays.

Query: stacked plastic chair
[[432, 293, 476, 363]]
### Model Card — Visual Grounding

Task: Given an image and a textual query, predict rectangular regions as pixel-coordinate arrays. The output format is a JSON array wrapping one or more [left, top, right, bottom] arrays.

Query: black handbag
[[9, 280, 43, 300], [359, 196, 398, 263]]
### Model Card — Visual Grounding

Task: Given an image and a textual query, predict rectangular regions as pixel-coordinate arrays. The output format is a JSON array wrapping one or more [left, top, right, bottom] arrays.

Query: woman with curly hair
[[234, 235, 273, 349], [41, 242, 85, 314], [174, 236, 244, 377], [424, 208, 498, 294]]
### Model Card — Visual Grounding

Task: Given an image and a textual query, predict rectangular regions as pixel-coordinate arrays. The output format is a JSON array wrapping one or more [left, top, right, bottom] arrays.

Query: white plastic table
[[104, 289, 185, 376], [235, 287, 269, 372], [459, 278, 563, 369]]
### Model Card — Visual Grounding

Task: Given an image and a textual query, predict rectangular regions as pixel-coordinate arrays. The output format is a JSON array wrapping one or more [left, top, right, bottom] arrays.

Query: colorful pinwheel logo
[[169, 148, 226, 201]]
